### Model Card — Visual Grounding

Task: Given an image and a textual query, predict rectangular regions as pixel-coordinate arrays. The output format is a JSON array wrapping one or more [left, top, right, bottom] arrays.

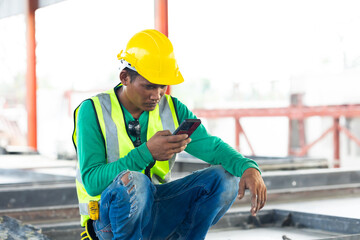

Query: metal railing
[[193, 99, 360, 168]]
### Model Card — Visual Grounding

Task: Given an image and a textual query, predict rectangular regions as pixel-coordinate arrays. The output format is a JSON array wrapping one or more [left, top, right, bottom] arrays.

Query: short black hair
[[125, 67, 140, 83]]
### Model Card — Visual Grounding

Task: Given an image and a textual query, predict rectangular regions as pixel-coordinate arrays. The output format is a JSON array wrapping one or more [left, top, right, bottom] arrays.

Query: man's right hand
[[146, 130, 191, 161]]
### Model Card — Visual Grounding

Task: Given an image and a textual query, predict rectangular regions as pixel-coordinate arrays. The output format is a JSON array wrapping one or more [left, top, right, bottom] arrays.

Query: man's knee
[[116, 171, 149, 186], [121, 172, 131, 186], [96, 172, 154, 238], [120, 171, 155, 204], [106, 171, 155, 216], [107, 171, 154, 200], [205, 166, 239, 203]]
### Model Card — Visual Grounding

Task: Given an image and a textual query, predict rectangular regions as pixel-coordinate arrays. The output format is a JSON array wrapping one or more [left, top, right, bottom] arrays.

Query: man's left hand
[[237, 168, 267, 216]]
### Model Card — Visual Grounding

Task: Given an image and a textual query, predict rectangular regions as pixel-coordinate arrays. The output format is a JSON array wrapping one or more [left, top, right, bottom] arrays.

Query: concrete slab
[[207, 227, 339, 240], [231, 194, 360, 223], [0, 154, 76, 169], [0, 169, 74, 185], [207, 209, 360, 240], [263, 195, 360, 219], [0, 154, 76, 179], [1, 153, 360, 240]]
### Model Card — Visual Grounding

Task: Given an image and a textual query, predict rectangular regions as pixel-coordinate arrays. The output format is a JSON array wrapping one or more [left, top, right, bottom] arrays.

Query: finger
[[257, 180, 267, 210], [257, 194, 263, 211], [166, 140, 189, 151], [171, 142, 189, 153], [256, 186, 267, 212], [182, 138, 192, 146], [257, 190, 263, 213], [167, 134, 189, 143], [259, 188, 267, 210], [162, 141, 188, 155], [168, 138, 191, 149], [179, 138, 191, 146], [156, 130, 172, 136], [264, 187, 267, 204], [259, 188, 266, 211], [237, 179, 246, 199], [250, 191, 258, 216]]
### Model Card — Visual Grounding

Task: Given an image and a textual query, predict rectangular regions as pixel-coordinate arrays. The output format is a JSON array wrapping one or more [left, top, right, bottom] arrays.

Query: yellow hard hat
[[117, 29, 184, 85]]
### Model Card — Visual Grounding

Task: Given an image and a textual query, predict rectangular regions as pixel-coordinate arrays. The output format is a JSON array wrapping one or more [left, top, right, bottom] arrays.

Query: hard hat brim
[[138, 70, 184, 86]]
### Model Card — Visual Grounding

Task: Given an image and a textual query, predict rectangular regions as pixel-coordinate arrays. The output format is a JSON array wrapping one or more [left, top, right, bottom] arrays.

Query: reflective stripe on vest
[[73, 86, 179, 226]]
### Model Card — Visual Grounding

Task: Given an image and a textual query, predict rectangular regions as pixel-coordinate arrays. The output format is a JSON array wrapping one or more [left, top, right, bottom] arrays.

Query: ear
[[119, 70, 130, 86]]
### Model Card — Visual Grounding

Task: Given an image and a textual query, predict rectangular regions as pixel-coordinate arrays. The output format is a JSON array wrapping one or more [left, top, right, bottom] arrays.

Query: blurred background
[[2, 1, 360, 239], [1, 0, 360, 166]]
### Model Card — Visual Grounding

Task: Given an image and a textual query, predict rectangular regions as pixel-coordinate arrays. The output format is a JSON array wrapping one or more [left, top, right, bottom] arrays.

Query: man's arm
[[173, 97, 259, 176], [173, 97, 267, 215], [76, 100, 153, 196]]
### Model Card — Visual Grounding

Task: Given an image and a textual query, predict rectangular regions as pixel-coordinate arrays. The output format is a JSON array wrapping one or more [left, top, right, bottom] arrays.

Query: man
[[73, 29, 266, 240]]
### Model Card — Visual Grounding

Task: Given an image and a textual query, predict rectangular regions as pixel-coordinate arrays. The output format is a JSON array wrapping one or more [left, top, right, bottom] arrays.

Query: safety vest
[[72, 85, 179, 226]]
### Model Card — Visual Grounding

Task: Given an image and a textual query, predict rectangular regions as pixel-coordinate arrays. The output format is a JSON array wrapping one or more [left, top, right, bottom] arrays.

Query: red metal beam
[[296, 125, 334, 157], [333, 118, 340, 168], [235, 118, 240, 151], [338, 125, 360, 147], [238, 121, 255, 155], [288, 93, 306, 156], [193, 105, 360, 167], [154, 0, 171, 95], [154, 0, 168, 37], [26, 0, 38, 151], [234, 118, 256, 154], [193, 104, 360, 119], [288, 121, 293, 155]]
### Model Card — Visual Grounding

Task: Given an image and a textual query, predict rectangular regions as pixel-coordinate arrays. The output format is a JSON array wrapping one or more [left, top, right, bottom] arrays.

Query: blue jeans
[[93, 165, 239, 240]]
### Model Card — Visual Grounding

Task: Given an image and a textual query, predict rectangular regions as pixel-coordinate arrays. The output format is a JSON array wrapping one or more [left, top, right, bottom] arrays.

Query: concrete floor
[[1, 154, 360, 240], [208, 195, 360, 240], [210, 174, 360, 240], [206, 227, 340, 240], [231, 194, 360, 219]]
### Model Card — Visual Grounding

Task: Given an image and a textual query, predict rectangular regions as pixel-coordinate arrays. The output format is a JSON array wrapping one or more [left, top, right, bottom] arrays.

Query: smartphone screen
[[173, 119, 201, 137]]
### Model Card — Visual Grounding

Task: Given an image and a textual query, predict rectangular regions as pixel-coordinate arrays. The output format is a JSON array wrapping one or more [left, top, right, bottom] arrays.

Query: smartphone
[[173, 119, 201, 137]]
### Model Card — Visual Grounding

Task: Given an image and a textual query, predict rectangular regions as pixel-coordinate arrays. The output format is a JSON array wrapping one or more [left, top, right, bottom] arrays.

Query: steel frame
[[26, 0, 37, 151], [193, 104, 360, 168], [23, 0, 170, 151], [24, 0, 360, 169], [154, 0, 171, 95]]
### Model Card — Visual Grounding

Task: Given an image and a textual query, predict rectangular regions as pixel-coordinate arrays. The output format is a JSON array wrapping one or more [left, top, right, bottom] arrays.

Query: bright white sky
[[1, 0, 360, 102], [1, 0, 360, 157]]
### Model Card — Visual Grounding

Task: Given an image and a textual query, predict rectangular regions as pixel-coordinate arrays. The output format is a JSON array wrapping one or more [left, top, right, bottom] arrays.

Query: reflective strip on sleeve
[[79, 202, 89, 215], [76, 166, 83, 184]]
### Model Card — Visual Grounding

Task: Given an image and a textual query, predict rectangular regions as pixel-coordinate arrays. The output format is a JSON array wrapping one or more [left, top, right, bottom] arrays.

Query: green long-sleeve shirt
[[76, 86, 260, 196]]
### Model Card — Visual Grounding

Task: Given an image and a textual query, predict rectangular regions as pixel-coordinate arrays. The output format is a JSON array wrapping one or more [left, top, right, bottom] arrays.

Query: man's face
[[125, 75, 168, 112]]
